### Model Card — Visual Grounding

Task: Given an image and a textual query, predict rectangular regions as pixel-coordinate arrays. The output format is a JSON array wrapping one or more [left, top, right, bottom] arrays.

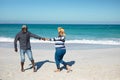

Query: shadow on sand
[[25, 60, 55, 71], [61, 61, 75, 70], [25, 60, 75, 71]]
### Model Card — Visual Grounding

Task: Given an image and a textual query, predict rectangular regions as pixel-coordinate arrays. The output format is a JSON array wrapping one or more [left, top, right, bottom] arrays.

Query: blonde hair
[[58, 27, 66, 36], [58, 27, 62, 32]]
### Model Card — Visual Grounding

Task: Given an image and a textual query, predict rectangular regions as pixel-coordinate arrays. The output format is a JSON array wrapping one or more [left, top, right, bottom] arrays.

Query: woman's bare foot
[[33, 66, 37, 72], [54, 69, 61, 72], [66, 65, 72, 73]]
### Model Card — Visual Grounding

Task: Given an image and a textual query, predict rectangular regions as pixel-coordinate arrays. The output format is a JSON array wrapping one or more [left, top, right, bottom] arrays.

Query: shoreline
[[0, 42, 120, 50]]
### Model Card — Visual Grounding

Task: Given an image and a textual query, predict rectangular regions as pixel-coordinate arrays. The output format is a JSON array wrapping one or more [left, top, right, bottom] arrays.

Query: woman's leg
[[55, 50, 60, 69], [59, 49, 67, 67], [59, 49, 72, 73], [54, 49, 61, 72]]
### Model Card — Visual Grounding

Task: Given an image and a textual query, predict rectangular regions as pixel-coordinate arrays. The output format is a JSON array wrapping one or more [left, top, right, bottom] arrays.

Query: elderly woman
[[48, 27, 71, 73]]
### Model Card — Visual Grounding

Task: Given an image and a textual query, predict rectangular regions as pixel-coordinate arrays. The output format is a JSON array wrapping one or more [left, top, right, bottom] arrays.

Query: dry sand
[[0, 47, 120, 80]]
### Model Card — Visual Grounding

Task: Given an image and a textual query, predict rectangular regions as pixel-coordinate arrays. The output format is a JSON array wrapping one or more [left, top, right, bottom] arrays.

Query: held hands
[[45, 38, 49, 41], [40, 38, 49, 41]]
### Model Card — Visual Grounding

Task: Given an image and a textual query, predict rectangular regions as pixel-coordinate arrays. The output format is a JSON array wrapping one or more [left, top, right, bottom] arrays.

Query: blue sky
[[0, 0, 120, 24]]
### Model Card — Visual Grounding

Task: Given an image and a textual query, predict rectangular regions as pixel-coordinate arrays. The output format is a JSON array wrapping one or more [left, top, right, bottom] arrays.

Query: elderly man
[[14, 25, 45, 72]]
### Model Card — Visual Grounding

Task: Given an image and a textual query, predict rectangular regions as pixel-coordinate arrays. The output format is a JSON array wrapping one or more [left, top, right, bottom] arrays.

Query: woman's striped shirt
[[50, 36, 65, 49]]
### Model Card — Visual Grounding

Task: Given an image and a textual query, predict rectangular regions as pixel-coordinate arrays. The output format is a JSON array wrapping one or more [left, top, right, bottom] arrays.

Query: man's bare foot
[[21, 69, 25, 72], [54, 69, 60, 72], [66, 65, 72, 73]]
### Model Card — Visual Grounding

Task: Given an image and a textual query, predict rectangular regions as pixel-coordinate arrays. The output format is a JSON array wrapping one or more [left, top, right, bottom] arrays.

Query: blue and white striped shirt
[[50, 36, 65, 49]]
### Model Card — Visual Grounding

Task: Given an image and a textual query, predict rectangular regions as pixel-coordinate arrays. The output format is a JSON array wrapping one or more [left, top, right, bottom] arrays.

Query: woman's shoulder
[[58, 36, 65, 40]]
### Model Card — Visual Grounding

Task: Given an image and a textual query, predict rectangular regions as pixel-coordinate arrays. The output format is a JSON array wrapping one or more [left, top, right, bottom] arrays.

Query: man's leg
[[20, 49, 25, 72], [31, 60, 36, 72], [26, 49, 37, 72], [21, 62, 25, 72]]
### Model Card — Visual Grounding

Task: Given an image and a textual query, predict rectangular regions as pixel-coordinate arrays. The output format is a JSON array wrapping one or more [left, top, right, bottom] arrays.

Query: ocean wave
[[0, 37, 120, 45], [66, 40, 120, 45]]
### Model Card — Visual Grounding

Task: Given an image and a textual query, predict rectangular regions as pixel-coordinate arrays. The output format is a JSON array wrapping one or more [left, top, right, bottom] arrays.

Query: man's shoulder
[[27, 31, 31, 33], [18, 31, 22, 34], [27, 31, 33, 35], [16, 31, 22, 35]]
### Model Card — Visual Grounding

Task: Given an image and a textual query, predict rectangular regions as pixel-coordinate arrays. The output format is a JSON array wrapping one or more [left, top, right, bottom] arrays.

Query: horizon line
[[0, 23, 120, 25]]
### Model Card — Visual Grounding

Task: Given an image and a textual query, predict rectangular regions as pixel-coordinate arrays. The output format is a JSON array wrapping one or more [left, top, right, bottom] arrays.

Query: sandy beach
[[1, 0, 120, 79], [0, 43, 120, 80]]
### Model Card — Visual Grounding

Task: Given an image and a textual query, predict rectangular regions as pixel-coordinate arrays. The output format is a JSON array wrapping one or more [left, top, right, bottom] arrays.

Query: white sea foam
[[66, 39, 120, 45], [0, 37, 120, 45], [0, 37, 14, 42]]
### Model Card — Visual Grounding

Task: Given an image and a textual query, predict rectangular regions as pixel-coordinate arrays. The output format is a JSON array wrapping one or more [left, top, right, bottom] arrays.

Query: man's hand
[[42, 38, 46, 41], [45, 38, 49, 41], [15, 48, 18, 52], [39, 38, 49, 41]]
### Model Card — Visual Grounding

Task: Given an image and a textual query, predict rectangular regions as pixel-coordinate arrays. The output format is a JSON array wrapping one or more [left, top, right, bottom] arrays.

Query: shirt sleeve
[[14, 33, 19, 49], [29, 32, 42, 39], [50, 36, 65, 42]]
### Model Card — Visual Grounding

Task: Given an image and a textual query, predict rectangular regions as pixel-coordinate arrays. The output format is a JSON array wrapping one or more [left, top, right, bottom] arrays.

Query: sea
[[0, 24, 120, 49]]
